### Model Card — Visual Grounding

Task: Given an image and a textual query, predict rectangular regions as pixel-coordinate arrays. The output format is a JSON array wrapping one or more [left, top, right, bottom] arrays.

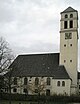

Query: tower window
[[64, 21, 68, 29], [70, 44, 72, 46], [70, 14, 73, 18], [65, 14, 68, 18], [64, 44, 66, 47], [70, 20, 73, 28], [70, 60, 72, 62], [65, 33, 72, 39], [64, 60, 66, 63]]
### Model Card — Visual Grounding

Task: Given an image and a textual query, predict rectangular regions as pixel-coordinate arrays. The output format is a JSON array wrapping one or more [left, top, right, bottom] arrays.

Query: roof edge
[[61, 6, 78, 14]]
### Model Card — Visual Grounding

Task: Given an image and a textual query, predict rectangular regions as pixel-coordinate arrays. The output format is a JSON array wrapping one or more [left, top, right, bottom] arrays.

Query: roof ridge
[[61, 6, 77, 14], [18, 52, 59, 56]]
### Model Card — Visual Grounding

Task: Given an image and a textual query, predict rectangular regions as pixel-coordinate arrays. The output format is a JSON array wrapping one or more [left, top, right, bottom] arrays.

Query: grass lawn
[[1, 100, 30, 104]]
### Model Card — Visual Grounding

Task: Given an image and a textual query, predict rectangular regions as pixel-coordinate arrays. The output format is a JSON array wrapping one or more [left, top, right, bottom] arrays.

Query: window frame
[[47, 77, 51, 85], [65, 14, 68, 18], [24, 77, 28, 85], [62, 81, 65, 86], [57, 81, 60, 86], [70, 20, 73, 28], [70, 14, 73, 18], [65, 33, 72, 39], [35, 77, 39, 86], [64, 21, 68, 29]]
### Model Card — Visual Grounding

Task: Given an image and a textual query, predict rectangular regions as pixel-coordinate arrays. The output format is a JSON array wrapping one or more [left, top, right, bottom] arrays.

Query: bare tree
[[28, 79, 46, 95], [4, 68, 15, 104], [27, 78, 46, 104], [0, 37, 14, 104], [0, 37, 14, 74]]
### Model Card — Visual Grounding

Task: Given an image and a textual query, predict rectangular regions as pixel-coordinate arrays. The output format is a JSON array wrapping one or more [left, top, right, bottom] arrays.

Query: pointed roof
[[61, 6, 77, 14]]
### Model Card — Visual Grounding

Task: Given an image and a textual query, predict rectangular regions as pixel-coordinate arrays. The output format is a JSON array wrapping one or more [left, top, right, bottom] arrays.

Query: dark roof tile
[[6, 53, 70, 79]]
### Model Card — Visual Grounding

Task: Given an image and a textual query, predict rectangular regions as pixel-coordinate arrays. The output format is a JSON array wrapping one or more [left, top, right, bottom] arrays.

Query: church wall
[[10, 77, 71, 96], [51, 79, 71, 96]]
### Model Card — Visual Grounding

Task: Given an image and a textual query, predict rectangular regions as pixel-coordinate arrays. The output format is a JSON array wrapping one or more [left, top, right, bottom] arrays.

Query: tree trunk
[[9, 77, 11, 104]]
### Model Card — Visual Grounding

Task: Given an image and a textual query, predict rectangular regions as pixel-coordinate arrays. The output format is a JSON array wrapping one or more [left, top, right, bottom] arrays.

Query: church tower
[[60, 7, 78, 93]]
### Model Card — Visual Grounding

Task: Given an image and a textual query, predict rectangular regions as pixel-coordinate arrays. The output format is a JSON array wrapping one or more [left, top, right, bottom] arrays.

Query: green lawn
[[1, 100, 30, 104], [1, 100, 78, 104]]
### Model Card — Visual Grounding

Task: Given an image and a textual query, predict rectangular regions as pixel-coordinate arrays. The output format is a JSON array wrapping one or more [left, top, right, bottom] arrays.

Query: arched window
[[62, 81, 65, 86], [70, 20, 73, 28], [24, 77, 28, 85], [13, 77, 17, 85], [47, 77, 51, 85], [13, 88, 17, 92], [64, 21, 67, 29], [35, 77, 39, 86], [23, 88, 28, 94], [70, 14, 73, 18], [57, 81, 60, 86], [65, 14, 68, 18]]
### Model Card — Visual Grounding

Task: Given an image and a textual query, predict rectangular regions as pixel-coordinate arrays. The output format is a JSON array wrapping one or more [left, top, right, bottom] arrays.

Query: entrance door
[[46, 89, 50, 96]]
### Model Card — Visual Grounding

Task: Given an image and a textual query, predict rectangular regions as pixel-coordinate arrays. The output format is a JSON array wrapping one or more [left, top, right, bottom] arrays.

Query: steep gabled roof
[[61, 6, 77, 14], [6, 53, 70, 79]]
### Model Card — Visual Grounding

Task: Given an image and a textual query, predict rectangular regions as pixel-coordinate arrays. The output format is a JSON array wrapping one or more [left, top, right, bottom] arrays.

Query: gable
[[61, 6, 77, 14]]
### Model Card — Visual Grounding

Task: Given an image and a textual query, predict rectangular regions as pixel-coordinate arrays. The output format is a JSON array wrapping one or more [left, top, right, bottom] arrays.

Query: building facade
[[5, 7, 79, 96]]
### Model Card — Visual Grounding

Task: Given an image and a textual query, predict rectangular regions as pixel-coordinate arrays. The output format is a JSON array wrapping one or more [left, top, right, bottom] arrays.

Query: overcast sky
[[0, 0, 80, 69]]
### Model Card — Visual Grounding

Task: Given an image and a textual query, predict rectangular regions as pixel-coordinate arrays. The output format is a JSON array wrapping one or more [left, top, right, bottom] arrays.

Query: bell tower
[[60, 7, 78, 94]]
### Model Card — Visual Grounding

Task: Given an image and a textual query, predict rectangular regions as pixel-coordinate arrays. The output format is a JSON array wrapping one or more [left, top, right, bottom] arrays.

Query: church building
[[5, 7, 79, 96]]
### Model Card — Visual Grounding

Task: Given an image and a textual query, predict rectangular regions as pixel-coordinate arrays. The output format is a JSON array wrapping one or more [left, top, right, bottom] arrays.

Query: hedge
[[1, 93, 80, 103]]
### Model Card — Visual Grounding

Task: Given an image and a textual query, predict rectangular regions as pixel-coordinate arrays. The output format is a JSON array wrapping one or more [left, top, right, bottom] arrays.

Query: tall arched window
[[64, 21, 68, 29], [47, 77, 51, 85], [24, 77, 28, 85], [70, 20, 73, 28], [35, 77, 39, 86], [62, 81, 65, 86], [57, 81, 60, 86], [13, 77, 17, 85]]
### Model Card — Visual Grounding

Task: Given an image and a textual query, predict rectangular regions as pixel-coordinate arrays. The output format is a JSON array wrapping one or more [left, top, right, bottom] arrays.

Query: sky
[[0, 0, 80, 70]]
